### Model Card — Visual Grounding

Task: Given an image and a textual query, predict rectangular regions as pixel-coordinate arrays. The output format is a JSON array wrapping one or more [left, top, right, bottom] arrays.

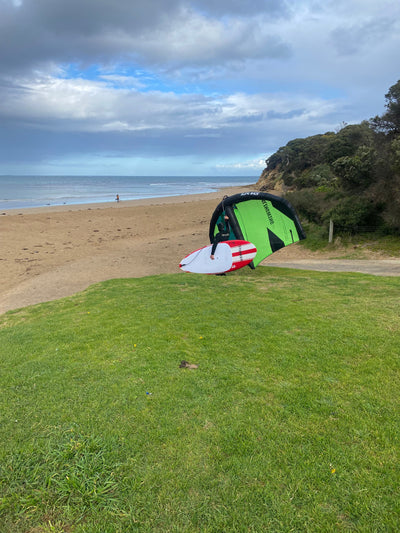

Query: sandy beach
[[0, 186, 256, 314], [2, 184, 400, 315]]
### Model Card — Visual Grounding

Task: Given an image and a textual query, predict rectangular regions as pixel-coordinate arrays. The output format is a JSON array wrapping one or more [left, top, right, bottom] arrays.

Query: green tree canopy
[[370, 79, 400, 135], [259, 80, 400, 232]]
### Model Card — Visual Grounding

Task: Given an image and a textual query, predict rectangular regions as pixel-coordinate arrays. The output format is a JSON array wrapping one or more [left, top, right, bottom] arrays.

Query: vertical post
[[329, 219, 334, 243]]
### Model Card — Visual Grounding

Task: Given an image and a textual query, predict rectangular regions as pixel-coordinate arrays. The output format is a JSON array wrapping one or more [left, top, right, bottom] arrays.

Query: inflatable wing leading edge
[[209, 192, 306, 268]]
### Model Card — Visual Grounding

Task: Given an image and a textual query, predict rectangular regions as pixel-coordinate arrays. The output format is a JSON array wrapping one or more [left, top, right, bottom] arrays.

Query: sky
[[0, 0, 399, 177]]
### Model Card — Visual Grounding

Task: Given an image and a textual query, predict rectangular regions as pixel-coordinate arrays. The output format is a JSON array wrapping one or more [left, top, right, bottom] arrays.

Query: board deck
[[179, 240, 257, 274]]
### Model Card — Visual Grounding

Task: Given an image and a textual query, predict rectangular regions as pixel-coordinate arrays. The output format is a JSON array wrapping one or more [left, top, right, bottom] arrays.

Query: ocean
[[0, 175, 256, 210]]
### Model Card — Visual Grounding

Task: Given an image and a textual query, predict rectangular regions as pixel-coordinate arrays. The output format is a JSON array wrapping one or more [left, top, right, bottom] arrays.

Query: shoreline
[[0, 184, 256, 216]]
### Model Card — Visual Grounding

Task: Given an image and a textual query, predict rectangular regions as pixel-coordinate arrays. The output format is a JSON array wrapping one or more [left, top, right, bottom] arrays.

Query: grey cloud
[[0, 0, 181, 71], [0, 121, 269, 165], [330, 16, 399, 56], [266, 109, 306, 120], [0, 0, 291, 75], [191, 0, 288, 17], [8, 0, 180, 35], [1, 0, 399, 175]]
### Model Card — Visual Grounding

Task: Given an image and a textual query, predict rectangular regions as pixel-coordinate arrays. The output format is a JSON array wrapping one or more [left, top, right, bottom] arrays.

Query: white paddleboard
[[179, 240, 257, 274]]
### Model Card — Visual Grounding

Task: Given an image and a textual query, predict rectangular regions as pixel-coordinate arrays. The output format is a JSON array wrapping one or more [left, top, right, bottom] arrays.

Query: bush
[[332, 146, 376, 191], [293, 164, 337, 189], [325, 196, 380, 232], [285, 189, 337, 224]]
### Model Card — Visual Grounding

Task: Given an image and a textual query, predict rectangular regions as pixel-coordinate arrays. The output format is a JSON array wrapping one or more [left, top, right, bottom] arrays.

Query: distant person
[[210, 215, 230, 259], [116, 194, 120, 202]]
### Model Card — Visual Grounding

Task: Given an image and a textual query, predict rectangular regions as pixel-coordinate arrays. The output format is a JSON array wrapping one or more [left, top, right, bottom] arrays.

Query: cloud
[[331, 16, 400, 56], [0, 0, 291, 75], [0, 0, 399, 175], [0, 68, 347, 171], [192, 0, 286, 17], [0, 71, 341, 134]]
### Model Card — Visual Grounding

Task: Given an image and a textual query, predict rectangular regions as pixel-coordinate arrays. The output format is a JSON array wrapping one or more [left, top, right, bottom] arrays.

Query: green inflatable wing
[[209, 192, 306, 267]]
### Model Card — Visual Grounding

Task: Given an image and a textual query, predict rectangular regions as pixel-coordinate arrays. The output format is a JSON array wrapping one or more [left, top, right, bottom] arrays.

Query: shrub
[[325, 196, 379, 232]]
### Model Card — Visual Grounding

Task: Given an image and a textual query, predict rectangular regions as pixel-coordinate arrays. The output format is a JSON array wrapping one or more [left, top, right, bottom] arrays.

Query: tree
[[370, 79, 400, 135], [332, 146, 375, 191]]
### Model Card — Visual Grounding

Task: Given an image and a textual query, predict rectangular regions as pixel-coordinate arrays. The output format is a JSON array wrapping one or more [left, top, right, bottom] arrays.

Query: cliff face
[[256, 165, 287, 193]]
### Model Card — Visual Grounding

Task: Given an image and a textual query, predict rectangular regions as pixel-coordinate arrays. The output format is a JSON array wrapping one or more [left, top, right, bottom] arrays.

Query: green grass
[[0, 267, 399, 532]]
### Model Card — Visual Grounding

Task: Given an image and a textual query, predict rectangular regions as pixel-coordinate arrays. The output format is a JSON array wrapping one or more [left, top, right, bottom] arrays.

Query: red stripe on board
[[232, 249, 256, 257], [232, 249, 256, 258]]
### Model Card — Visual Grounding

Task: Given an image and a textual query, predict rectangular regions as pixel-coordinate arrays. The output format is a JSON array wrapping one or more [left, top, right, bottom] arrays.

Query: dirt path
[[263, 258, 400, 276], [263, 242, 400, 276]]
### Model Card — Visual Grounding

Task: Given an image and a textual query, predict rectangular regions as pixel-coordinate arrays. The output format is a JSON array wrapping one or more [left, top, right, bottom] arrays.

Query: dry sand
[[0, 186, 250, 314], [1, 185, 399, 315]]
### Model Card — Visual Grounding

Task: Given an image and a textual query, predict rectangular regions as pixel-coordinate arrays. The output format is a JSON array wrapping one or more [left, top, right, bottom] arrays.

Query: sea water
[[0, 175, 256, 210]]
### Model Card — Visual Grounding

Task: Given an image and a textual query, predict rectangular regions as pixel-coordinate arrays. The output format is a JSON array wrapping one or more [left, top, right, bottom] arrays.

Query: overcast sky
[[1, 0, 399, 176]]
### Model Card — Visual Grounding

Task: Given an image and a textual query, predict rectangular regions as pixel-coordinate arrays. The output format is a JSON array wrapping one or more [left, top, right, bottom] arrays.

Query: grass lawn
[[0, 267, 399, 532]]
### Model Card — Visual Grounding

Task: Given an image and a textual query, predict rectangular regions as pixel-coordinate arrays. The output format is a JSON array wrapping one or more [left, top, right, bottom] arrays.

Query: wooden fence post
[[329, 219, 334, 243]]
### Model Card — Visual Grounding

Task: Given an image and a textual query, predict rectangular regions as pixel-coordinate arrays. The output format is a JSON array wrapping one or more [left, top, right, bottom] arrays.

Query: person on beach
[[116, 194, 120, 202], [210, 215, 230, 259]]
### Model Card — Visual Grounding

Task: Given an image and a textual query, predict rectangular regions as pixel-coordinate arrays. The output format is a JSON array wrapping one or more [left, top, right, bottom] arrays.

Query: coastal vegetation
[[1, 269, 399, 531], [257, 79, 400, 237]]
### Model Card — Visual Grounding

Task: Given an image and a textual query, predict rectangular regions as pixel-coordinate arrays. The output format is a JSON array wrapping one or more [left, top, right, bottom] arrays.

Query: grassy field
[[0, 267, 399, 532]]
